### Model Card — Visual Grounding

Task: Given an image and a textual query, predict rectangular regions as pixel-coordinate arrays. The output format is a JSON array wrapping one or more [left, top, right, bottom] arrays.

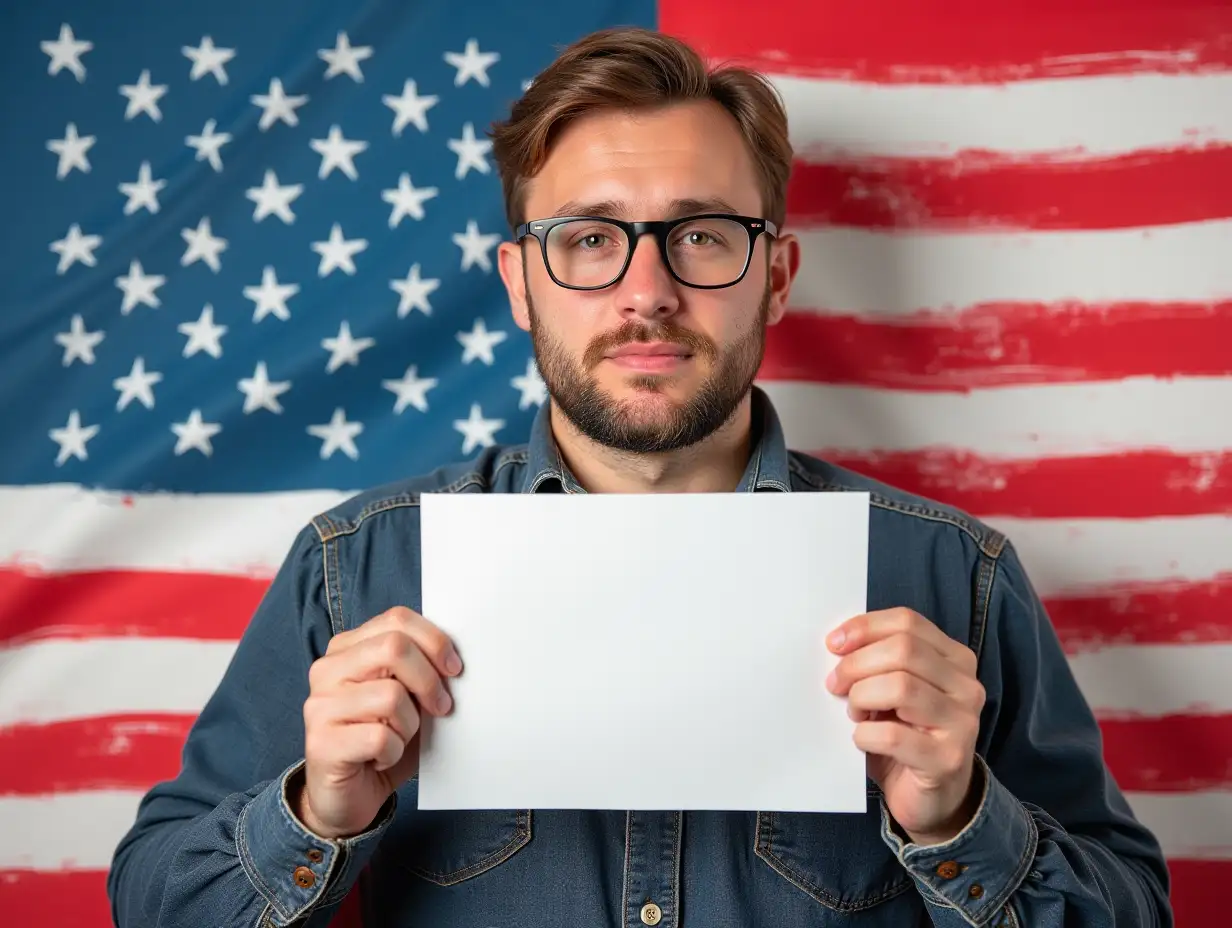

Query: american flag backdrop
[[0, 0, 1227, 924]]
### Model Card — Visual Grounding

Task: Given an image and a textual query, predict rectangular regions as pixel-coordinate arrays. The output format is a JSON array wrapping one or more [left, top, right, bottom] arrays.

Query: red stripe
[[0, 868, 364, 927], [659, 0, 1232, 82], [0, 714, 193, 794], [787, 146, 1232, 232], [1101, 714, 1232, 792], [762, 302, 1232, 391], [1046, 575, 1232, 654], [0, 566, 268, 645], [818, 449, 1232, 520]]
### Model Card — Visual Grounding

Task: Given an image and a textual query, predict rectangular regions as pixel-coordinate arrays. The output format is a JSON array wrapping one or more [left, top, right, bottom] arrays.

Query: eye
[[578, 233, 608, 250]]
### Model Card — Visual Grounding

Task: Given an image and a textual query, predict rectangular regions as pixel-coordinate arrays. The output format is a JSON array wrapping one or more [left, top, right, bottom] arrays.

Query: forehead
[[522, 100, 763, 220]]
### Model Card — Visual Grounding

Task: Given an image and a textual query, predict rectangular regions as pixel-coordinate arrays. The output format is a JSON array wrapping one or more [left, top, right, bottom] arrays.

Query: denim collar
[[520, 385, 792, 494]]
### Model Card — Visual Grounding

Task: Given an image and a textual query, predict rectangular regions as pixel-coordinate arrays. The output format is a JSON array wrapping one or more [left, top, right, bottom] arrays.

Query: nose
[[614, 233, 680, 321]]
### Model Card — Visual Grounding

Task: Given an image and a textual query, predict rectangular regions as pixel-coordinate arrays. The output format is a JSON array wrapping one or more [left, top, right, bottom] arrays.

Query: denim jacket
[[107, 387, 1172, 927]]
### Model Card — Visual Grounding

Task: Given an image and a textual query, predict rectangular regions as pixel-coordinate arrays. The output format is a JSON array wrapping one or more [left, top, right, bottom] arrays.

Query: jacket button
[[936, 860, 960, 879], [293, 866, 316, 888], [969, 883, 984, 899], [640, 901, 662, 925], [306, 848, 323, 863]]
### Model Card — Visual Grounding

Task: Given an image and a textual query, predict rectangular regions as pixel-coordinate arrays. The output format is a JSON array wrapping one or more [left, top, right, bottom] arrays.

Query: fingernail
[[825, 669, 838, 691], [437, 688, 452, 713], [828, 628, 846, 650], [445, 652, 462, 675]]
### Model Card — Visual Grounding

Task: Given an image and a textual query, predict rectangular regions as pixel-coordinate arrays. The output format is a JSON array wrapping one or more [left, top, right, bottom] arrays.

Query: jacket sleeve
[[879, 539, 1173, 928], [107, 524, 396, 927]]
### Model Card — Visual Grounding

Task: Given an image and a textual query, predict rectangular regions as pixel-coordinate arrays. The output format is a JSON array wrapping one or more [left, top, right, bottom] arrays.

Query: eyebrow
[[546, 196, 741, 220]]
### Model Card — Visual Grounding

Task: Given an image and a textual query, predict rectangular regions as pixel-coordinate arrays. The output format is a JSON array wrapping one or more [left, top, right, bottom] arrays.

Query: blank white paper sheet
[[417, 490, 870, 813]]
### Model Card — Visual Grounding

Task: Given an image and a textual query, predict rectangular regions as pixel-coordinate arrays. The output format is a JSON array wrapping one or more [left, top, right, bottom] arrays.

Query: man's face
[[498, 100, 798, 454]]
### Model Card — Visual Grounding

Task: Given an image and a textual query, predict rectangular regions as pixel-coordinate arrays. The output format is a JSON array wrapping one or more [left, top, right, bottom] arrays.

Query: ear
[[765, 231, 800, 327], [498, 241, 531, 333]]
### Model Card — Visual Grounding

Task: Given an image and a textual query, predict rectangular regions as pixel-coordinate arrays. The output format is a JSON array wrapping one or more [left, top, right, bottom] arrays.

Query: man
[[108, 25, 1172, 928]]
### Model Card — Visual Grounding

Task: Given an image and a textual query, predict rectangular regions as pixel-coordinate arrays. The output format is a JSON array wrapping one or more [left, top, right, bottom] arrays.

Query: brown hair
[[488, 26, 793, 232]]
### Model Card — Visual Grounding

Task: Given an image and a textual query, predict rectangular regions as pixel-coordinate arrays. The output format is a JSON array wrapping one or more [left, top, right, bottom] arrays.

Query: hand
[[292, 606, 463, 840], [825, 607, 985, 845]]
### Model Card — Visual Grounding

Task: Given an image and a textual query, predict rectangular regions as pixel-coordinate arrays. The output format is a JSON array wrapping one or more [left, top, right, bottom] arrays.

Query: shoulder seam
[[310, 471, 489, 541], [788, 457, 1007, 559]]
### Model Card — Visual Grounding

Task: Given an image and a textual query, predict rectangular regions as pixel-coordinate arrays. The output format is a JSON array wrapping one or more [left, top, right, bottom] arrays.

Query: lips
[[607, 342, 692, 359]]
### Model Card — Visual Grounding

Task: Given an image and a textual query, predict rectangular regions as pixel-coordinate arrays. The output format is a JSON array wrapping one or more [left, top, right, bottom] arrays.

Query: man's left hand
[[825, 607, 986, 845]]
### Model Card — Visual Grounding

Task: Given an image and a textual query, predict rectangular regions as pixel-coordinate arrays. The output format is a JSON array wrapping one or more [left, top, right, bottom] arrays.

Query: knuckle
[[375, 679, 405, 716], [891, 671, 915, 702]]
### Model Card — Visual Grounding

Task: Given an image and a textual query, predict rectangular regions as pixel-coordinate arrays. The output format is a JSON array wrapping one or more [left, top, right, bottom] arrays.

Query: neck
[[547, 394, 756, 494]]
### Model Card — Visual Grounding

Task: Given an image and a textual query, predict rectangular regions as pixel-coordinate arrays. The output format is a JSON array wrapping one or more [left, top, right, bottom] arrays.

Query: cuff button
[[293, 866, 316, 888], [969, 883, 984, 899]]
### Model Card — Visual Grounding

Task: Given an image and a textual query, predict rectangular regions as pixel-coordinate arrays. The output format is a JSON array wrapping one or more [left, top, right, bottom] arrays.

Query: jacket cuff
[[880, 755, 1036, 925], [237, 759, 396, 925]]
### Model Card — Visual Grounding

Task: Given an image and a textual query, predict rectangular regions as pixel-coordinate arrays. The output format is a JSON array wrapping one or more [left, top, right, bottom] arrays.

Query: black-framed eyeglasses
[[513, 213, 778, 291]]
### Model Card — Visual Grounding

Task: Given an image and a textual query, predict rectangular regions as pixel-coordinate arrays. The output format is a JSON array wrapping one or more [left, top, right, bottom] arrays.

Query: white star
[[382, 173, 438, 227], [322, 321, 375, 373], [183, 36, 235, 84], [238, 361, 291, 414], [119, 70, 167, 122], [246, 169, 303, 224], [171, 410, 222, 456], [113, 357, 162, 411], [452, 220, 501, 273], [49, 224, 101, 274], [41, 24, 92, 82], [118, 161, 166, 215], [382, 79, 438, 135], [319, 32, 372, 82], [307, 408, 363, 460], [115, 259, 166, 314], [448, 122, 492, 180], [50, 410, 99, 466], [311, 223, 367, 276], [454, 403, 505, 455], [250, 77, 308, 130], [243, 266, 300, 322], [512, 358, 548, 410], [46, 123, 95, 179], [181, 217, 228, 272], [390, 263, 440, 318], [457, 318, 508, 366], [383, 365, 438, 414], [178, 304, 228, 358], [310, 125, 368, 180], [522, 77, 534, 92], [186, 119, 231, 172], [55, 314, 104, 366], [444, 39, 499, 87]]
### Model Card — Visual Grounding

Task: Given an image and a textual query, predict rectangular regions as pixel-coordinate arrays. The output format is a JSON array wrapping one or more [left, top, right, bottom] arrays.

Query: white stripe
[[760, 377, 1232, 458], [786, 220, 1232, 315], [987, 515, 1232, 596], [0, 787, 1224, 869], [0, 638, 237, 727], [0, 791, 140, 869], [1, 628, 1226, 729], [1127, 791, 1232, 860], [2, 484, 1229, 593], [774, 72, 1232, 157], [0, 483, 348, 575], [1071, 644, 1232, 716]]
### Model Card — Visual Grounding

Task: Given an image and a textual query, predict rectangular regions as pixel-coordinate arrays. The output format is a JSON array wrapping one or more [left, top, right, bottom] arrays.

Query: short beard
[[527, 286, 770, 455]]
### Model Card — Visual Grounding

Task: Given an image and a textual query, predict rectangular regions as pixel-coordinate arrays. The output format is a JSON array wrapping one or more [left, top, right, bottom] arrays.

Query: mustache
[[583, 321, 717, 368]]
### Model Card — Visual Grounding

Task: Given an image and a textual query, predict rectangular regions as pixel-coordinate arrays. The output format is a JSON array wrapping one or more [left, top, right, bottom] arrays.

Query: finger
[[846, 671, 965, 729], [828, 608, 973, 670], [828, 632, 965, 698], [307, 721, 406, 771], [851, 720, 935, 769], [327, 606, 463, 678], [306, 678, 424, 744], [312, 633, 454, 717]]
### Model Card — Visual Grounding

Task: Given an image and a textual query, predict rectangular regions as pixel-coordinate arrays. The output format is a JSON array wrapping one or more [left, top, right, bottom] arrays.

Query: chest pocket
[[386, 780, 532, 886], [754, 789, 912, 912]]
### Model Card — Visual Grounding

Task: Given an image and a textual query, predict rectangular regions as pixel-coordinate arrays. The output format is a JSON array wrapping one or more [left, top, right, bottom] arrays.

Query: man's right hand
[[291, 606, 463, 840]]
